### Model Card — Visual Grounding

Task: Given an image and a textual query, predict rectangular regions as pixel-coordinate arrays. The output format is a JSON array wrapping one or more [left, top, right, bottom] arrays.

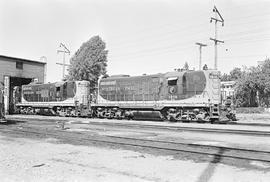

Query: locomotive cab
[[167, 77, 178, 99]]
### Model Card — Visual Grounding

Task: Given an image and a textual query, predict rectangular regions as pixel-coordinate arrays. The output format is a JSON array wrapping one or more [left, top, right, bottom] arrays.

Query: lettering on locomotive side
[[23, 91, 34, 95], [123, 86, 136, 91], [101, 85, 139, 92], [101, 87, 120, 91], [100, 81, 116, 86], [22, 86, 33, 91]]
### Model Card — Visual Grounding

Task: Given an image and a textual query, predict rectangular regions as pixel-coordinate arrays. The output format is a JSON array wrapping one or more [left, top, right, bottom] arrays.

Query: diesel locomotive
[[14, 69, 236, 122], [16, 80, 91, 116], [94, 69, 236, 122]]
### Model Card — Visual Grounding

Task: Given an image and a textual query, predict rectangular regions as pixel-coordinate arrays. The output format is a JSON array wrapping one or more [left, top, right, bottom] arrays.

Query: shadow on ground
[[0, 119, 26, 125], [196, 148, 225, 182]]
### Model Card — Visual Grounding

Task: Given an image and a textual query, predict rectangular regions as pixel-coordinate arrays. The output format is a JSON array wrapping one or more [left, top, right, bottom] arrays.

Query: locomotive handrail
[[100, 91, 210, 102]]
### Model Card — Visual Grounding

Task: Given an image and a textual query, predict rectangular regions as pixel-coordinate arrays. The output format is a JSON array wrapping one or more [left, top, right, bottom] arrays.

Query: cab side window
[[168, 77, 178, 86], [168, 79, 177, 86], [56, 87, 61, 100]]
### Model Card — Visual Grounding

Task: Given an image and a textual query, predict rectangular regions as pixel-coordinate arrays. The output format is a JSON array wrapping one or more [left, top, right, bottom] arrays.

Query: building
[[0, 55, 46, 114], [221, 81, 235, 103]]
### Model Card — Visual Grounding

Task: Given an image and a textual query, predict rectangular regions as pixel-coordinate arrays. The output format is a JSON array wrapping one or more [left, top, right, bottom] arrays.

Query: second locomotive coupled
[[16, 80, 90, 116]]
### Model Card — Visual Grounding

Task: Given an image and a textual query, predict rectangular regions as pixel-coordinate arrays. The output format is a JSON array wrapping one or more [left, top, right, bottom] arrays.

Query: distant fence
[[236, 107, 269, 113]]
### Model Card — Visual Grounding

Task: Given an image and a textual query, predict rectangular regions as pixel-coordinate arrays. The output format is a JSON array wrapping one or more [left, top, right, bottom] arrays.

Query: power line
[[109, 36, 270, 61], [106, 5, 270, 62], [220, 54, 266, 59], [109, 8, 270, 49], [108, 11, 210, 41], [108, 2, 269, 44], [110, 45, 194, 60], [110, 22, 208, 49], [108, 11, 270, 52]]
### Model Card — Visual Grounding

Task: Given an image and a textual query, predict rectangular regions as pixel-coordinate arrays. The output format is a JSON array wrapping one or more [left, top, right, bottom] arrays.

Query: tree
[[234, 69, 258, 107], [223, 60, 270, 107], [220, 67, 242, 81], [256, 59, 270, 106], [68, 36, 108, 93], [229, 67, 242, 80], [220, 73, 231, 81], [183, 62, 189, 70], [203, 64, 208, 70]]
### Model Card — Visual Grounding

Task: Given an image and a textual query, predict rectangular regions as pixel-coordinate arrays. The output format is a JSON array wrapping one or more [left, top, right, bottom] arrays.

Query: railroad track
[[7, 114, 270, 127], [1, 125, 270, 163], [87, 121, 270, 136], [5, 117, 270, 136]]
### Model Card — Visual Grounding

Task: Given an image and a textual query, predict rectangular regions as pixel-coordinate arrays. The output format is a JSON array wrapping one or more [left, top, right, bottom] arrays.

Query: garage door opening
[[8, 77, 32, 114]]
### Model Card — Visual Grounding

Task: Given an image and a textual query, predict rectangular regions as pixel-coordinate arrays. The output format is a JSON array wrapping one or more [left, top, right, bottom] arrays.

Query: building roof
[[0, 55, 46, 65]]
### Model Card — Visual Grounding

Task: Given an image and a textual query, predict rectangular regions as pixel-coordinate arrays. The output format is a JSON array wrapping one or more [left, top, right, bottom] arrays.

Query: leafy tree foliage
[[174, 62, 190, 72], [202, 64, 208, 70], [68, 36, 108, 92], [183, 62, 189, 70], [220, 73, 231, 81], [220, 67, 242, 81], [233, 59, 270, 107], [230, 67, 242, 80], [234, 67, 258, 107]]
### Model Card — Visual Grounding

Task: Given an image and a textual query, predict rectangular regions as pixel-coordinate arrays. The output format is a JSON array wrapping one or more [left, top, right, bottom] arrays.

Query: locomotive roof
[[23, 80, 89, 87], [102, 70, 204, 81], [103, 73, 164, 80], [23, 80, 72, 87]]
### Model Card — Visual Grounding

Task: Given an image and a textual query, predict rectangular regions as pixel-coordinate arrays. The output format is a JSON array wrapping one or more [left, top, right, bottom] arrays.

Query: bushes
[[236, 107, 265, 114]]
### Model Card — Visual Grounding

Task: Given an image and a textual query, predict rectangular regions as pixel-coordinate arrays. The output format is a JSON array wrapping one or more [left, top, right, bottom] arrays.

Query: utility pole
[[210, 6, 224, 70], [195, 42, 207, 70], [40, 56, 47, 83], [57, 43, 70, 80]]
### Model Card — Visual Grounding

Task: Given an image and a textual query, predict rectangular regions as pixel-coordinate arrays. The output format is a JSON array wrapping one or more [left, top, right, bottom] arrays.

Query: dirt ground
[[1, 116, 270, 182], [237, 113, 270, 124], [1, 134, 270, 182]]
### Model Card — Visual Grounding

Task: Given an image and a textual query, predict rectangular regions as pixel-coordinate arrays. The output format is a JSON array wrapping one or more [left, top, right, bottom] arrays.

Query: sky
[[0, 0, 270, 82]]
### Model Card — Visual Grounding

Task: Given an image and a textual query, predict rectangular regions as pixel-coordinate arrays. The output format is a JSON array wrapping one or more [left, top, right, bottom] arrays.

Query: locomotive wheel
[[114, 109, 124, 120], [159, 113, 167, 121], [210, 118, 218, 124], [159, 111, 168, 121], [168, 116, 177, 122]]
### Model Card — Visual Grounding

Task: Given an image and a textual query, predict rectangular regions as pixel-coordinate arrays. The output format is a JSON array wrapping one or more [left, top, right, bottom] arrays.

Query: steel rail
[[86, 121, 270, 136], [1, 126, 270, 163], [5, 117, 270, 136]]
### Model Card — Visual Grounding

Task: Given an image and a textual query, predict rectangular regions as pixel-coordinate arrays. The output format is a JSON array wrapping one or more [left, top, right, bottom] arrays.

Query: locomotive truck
[[15, 69, 236, 122]]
